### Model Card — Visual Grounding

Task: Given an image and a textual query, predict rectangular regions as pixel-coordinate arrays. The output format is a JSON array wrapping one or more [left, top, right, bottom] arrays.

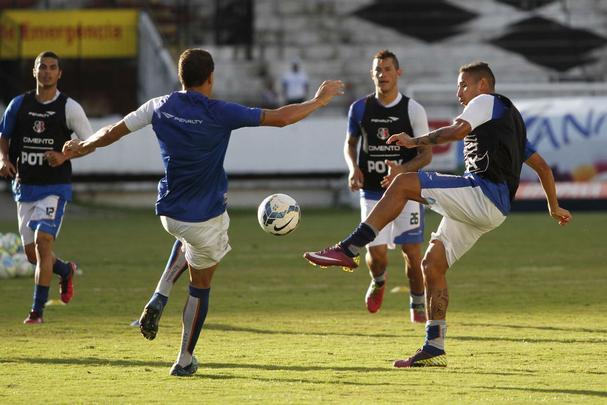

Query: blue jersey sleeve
[[0, 95, 24, 140], [524, 139, 536, 160], [348, 98, 366, 137], [213, 100, 262, 130]]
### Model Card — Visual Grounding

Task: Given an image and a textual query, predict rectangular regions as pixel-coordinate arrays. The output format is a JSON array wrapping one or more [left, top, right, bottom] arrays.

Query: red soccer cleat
[[59, 262, 77, 304], [393, 348, 447, 368], [410, 305, 427, 323], [303, 244, 359, 272], [23, 310, 44, 324], [365, 276, 386, 313]]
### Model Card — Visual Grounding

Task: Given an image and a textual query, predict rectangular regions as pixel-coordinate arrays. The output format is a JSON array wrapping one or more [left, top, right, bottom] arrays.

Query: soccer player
[[0, 51, 90, 324], [344, 50, 430, 321], [63, 48, 344, 376], [304, 62, 572, 367]]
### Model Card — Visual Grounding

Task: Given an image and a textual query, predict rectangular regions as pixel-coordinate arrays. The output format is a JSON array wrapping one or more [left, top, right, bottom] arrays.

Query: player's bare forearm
[[262, 99, 325, 127], [400, 145, 432, 172], [525, 152, 572, 225], [387, 119, 470, 149], [413, 122, 469, 146], [261, 80, 344, 127], [83, 122, 131, 152], [525, 153, 559, 211], [0, 138, 9, 160], [344, 137, 359, 173]]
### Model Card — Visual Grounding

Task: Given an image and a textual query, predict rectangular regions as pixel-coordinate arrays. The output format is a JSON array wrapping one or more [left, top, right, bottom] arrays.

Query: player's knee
[[421, 256, 440, 283], [366, 251, 388, 272], [34, 233, 53, 253], [24, 244, 37, 264], [390, 172, 420, 198]]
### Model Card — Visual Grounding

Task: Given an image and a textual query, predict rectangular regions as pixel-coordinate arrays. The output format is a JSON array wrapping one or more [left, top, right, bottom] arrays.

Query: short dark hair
[[373, 49, 399, 70], [178, 48, 214, 88], [34, 51, 60, 69], [459, 61, 495, 89]]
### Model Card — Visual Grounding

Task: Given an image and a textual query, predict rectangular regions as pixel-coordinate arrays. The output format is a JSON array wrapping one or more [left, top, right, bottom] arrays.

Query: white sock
[[372, 271, 386, 284], [425, 320, 447, 351], [410, 292, 425, 306], [155, 244, 188, 297]]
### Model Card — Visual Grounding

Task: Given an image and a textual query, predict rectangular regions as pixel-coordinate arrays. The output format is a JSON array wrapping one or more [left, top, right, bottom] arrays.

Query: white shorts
[[17, 195, 67, 245], [160, 212, 231, 270], [419, 172, 506, 267], [361, 197, 424, 249]]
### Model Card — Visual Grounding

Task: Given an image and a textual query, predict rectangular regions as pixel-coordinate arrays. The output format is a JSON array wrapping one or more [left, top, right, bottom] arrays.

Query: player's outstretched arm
[[387, 119, 471, 149], [63, 121, 132, 158], [525, 152, 572, 226], [261, 80, 344, 127]]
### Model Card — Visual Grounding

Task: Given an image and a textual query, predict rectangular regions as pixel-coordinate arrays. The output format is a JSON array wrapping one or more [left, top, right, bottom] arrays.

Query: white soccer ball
[[13, 253, 35, 278], [0, 252, 17, 278], [257, 193, 301, 236], [0, 233, 21, 255]]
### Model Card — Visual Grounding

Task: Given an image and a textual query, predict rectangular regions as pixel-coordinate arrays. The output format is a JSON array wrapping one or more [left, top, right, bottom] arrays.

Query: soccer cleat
[[365, 276, 386, 313], [59, 262, 77, 304], [303, 244, 359, 272], [410, 304, 427, 323], [393, 347, 447, 368], [169, 356, 199, 377], [23, 310, 44, 324], [139, 296, 165, 341]]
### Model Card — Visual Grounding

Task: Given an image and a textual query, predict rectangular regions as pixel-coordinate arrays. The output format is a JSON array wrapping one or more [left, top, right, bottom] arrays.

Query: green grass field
[[0, 207, 606, 404]]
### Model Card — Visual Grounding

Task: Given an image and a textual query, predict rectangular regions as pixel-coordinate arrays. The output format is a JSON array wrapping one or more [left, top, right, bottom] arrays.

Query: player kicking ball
[[304, 62, 571, 367], [64, 48, 344, 376]]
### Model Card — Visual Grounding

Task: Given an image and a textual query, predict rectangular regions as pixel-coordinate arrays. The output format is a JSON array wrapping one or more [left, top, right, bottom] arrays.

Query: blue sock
[[149, 292, 168, 307], [32, 284, 50, 314], [177, 286, 210, 366], [340, 222, 378, 256], [186, 286, 210, 353], [52, 259, 70, 279]]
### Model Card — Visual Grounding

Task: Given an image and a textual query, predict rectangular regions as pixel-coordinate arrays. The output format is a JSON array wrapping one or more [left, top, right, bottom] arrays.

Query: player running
[[344, 49, 430, 321], [0, 51, 90, 324]]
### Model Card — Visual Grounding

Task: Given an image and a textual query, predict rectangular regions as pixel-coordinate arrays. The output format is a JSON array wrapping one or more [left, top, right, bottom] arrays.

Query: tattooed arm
[[386, 118, 471, 149]]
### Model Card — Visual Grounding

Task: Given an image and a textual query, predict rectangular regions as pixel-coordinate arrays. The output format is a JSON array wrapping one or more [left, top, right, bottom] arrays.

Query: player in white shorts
[[345, 49, 431, 322], [304, 61, 572, 368], [64, 48, 344, 377], [0, 51, 91, 324]]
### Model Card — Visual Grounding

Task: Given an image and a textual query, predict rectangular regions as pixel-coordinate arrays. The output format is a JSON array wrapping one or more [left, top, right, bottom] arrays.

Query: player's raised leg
[[139, 239, 188, 340], [304, 172, 424, 269], [169, 263, 215, 377]]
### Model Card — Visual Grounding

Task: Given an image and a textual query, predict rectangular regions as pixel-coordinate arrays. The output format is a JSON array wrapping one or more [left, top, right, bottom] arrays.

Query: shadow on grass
[[477, 385, 607, 398], [204, 323, 604, 344], [204, 323, 414, 338], [452, 335, 605, 344], [460, 322, 607, 335], [0, 357, 169, 368]]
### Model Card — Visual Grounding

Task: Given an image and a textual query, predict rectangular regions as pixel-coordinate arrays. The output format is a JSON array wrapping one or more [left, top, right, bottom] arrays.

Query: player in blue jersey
[[0, 51, 91, 324], [63, 48, 344, 376], [345, 50, 431, 321], [304, 62, 572, 368]]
